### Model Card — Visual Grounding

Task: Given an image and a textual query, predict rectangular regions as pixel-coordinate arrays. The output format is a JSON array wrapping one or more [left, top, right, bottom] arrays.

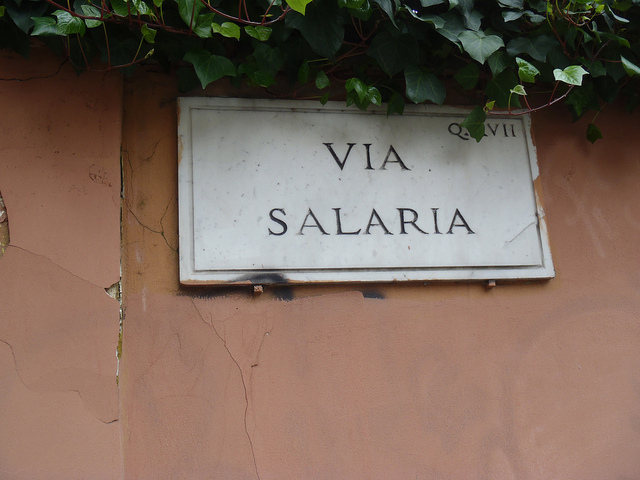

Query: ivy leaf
[[367, 86, 382, 106], [498, 0, 523, 8], [245, 26, 272, 42], [286, 4, 344, 59], [5, 0, 48, 33], [553, 65, 588, 86], [191, 13, 215, 38], [458, 31, 504, 64], [434, 11, 465, 45], [507, 35, 557, 62], [485, 69, 521, 108], [176, 0, 204, 28], [31, 17, 58, 36], [510, 84, 526, 95], [368, 32, 418, 76], [81, 5, 104, 28], [621, 56, 640, 77], [405, 65, 445, 104], [487, 50, 508, 76], [502, 10, 524, 22], [372, 0, 399, 26], [346, 77, 366, 102], [460, 105, 486, 142], [515, 57, 539, 83], [53, 10, 85, 36], [184, 49, 236, 89], [319, 93, 329, 105], [0, 6, 5, 17], [212, 22, 240, 40], [406, 10, 445, 28], [387, 92, 405, 115], [285, 0, 313, 14], [453, 63, 479, 90], [315, 70, 330, 89], [298, 61, 309, 84], [141, 24, 156, 43], [586, 123, 602, 144]]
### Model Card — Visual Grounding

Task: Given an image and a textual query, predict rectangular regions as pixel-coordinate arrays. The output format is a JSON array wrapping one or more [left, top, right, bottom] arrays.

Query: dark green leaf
[[460, 105, 486, 142], [191, 13, 214, 39], [366, 86, 382, 106], [459, 31, 504, 64], [372, 0, 398, 26], [453, 63, 479, 90], [507, 35, 557, 61], [176, 0, 204, 28], [5, 0, 47, 33], [405, 65, 446, 104], [406, 10, 445, 28], [286, 4, 344, 59], [368, 32, 418, 76], [487, 50, 508, 76], [386, 92, 405, 115], [485, 69, 521, 108], [498, 0, 523, 8], [420, 0, 445, 6], [319, 93, 329, 105], [434, 11, 465, 45], [503, 10, 524, 22], [184, 49, 236, 89], [586, 123, 602, 143]]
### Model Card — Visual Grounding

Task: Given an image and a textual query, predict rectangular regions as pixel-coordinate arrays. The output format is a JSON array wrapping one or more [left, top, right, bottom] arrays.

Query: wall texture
[[120, 70, 640, 479], [1, 47, 639, 479], [0, 50, 123, 479]]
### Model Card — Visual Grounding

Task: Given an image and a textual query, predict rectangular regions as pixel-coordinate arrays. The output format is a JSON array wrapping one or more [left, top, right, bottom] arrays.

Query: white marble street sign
[[178, 97, 553, 284]]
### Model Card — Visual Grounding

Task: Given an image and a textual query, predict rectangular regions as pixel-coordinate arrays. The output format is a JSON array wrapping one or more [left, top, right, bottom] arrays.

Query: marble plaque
[[178, 98, 553, 284]]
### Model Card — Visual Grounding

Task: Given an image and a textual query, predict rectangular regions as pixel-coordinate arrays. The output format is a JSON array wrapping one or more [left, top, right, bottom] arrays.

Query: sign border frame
[[178, 97, 554, 285]]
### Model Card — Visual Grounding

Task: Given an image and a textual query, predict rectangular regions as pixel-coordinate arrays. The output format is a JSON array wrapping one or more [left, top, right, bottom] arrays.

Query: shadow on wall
[[0, 191, 8, 258]]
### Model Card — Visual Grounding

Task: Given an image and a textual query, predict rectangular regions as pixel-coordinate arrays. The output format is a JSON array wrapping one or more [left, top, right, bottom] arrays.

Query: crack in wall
[[0, 59, 67, 82], [0, 191, 8, 258], [191, 299, 262, 480]]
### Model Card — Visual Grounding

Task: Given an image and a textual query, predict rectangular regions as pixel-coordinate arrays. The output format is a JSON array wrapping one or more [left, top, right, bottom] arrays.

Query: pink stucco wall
[[120, 71, 640, 479], [0, 49, 123, 478], [1, 47, 639, 479]]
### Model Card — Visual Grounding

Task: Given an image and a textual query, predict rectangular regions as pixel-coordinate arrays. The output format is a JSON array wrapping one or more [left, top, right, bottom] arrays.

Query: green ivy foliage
[[2, 0, 640, 140]]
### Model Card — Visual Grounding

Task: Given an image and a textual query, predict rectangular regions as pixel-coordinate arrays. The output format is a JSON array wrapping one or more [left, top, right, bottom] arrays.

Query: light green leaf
[[345, 77, 367, 102], [184, 49, 236, 89], [245, 25, 272, 41], [366, 86, 382, 106], [510, 84, 527, 95], [53, 10, 85, 35], [515, 56, 539, 83], [315, 70, 330, 89], [0, 6, 5, 17], [141, 24, 156, 43], [31, 16, 58, 36], [621, 56, 640, 77], [404, 65, 446, 105], [285, 0, 312, 14], [212, 22, 240, 40], [458, 31, 504, 64], [553, 65, 588, 86], [81, 5, 103, 28], [460, 105, 486, 142]]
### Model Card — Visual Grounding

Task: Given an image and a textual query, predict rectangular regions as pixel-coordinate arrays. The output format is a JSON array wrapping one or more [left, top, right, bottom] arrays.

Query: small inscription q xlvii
[[178, 98, 554, 284]]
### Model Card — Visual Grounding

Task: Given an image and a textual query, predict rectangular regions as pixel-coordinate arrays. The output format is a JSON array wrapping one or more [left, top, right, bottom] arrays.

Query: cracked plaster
[[0, 48, 123, 478]]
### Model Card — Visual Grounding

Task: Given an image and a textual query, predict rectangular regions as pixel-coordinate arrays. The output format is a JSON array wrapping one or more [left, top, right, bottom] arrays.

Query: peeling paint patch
[[0, 191, 9, 258]]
